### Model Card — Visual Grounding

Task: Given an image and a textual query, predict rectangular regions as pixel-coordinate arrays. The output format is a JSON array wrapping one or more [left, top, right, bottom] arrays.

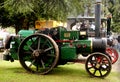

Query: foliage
[[2, 0, 84, 21], [107, 0, 120, 33], [0, 0, 87, 33], [112, 23, 120, 32], [1, 0, 120, 33], [0, 0, 12, 27], [5, 27, 15, 34], [3, 0, 34, 15]]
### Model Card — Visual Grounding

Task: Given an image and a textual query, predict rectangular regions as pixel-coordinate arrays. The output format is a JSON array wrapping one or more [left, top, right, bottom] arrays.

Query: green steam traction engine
[[3, 27, 112, 78], [3, 1, 113, 78]]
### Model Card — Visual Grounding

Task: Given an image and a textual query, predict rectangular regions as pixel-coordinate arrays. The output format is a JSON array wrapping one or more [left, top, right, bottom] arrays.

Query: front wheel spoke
[[99, 56, 105, 63], [89, 60, 96, 66], [99, 69, 102, 76], [93, 69, 97, 75], [105, 64, 109, 67], [103, 64, 109, 70], [41, 59, 45, 69], [44, 47, 53, 52], [93, 56, 97, 61], [29, 59, 36, 67], [88, 66, 93, 70]]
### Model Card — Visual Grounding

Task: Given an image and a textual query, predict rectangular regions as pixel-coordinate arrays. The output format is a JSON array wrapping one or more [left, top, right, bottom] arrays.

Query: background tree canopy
[[0, 0, 86, 33], [107, 0, 120, 33], [0, 0, 120, 33]]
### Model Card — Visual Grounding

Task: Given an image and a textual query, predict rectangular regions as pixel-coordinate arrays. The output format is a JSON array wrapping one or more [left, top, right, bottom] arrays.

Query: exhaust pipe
[[95, 0, 101, 38]]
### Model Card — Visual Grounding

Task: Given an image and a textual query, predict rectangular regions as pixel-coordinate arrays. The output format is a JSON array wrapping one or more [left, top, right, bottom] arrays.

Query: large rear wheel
[[18, 34, 59, 74]]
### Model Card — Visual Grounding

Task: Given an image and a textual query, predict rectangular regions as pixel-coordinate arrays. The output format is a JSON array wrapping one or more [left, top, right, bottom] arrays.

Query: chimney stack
[[95, 0, 101, 38]]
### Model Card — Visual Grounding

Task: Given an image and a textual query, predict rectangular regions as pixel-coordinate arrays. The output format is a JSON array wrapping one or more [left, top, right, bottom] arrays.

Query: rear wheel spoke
[[23, 51, 32, 55], [27, 44, 34, 51], [47, 54, 56, 57], [41, 59, 45, 69], [30, 38, 35, 43], [36, 63, 39, 71], [37, 37, 41, 49], [42, 39, 48, 48], [29, 59, 36, 67], [44, 47, 53, 52]]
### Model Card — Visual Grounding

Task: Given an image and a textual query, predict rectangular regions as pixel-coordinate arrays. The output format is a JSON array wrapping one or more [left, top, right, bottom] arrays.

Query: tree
[[111, 0, 120, 33], [106, 0, 120, 33], [0, 0, 86, 33], [3, 0, 85, 20], [3, 0, 119, 34], [0, 0, 13, 27]]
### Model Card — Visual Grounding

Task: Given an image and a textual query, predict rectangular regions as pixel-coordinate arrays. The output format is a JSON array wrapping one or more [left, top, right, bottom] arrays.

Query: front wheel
[[18, 34, 59, 74], [85, 52, 112, 78]]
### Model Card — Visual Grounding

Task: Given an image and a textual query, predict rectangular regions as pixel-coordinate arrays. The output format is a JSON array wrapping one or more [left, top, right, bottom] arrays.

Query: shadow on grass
[[51, 65, 88, 76], [0, 62, 117, 82], [0, 61, 116, 78], [2, 63, 90, 77]]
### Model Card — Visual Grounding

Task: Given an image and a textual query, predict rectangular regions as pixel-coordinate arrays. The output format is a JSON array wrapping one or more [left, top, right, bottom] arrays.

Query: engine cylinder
[[92, 38, 106, 52]]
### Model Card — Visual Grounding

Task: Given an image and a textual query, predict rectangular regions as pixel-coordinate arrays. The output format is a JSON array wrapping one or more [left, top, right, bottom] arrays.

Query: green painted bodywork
[[18, 30, 35, 38], [60, 40, 92, 60], [58, 29, 91, 60], [60, 31, 87, 40], [60, 31, 79, 40], [8, 28, 91, 62], [61, 45, 77, 60], [9, 30, 35, 60], [73, 40, 92, 53]]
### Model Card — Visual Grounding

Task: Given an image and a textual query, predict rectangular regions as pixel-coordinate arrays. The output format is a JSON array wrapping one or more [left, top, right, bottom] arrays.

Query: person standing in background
[[72, 21, 81, 31], [107, 14, 112, 35], [116, 36, 120, 52]]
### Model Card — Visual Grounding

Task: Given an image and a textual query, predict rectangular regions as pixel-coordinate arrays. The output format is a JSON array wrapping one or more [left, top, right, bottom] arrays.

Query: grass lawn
[[0, 60, 119, 82]]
